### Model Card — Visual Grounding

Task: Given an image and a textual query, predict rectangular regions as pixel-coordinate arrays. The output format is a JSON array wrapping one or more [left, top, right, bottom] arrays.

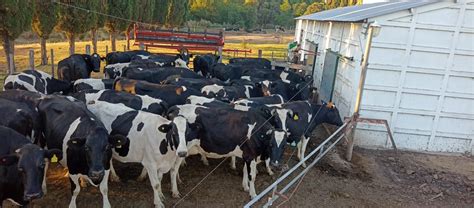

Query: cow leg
[[242, 162, 249, 192], [296, 140, 302, 161], [171, 157, 183, 198], [42, 160, 49, 194], [145, 164, 164, 208], [137, 168, 148, 182], [265, 159, 274, 176], [99, 170, 111, 208], [300, 136, 310, 168], [200, 153, 209, 166], [68, 174, 81, 208], [109, 161, 121, 182], [230, 156, 236, 170], [157, 172, 165, 200], [249, 160, 258, 198]]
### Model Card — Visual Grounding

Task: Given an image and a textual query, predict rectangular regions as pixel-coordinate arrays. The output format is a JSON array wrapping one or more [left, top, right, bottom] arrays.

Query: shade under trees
[[105, 0, 132, 52], [32, 0, 58, 65], [0, 0, 34, 73]]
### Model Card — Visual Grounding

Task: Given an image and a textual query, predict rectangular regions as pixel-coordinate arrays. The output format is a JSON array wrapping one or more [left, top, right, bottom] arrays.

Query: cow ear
[[0, 155, 18, 166], [45, 149, 63, 161], [266, 129, 273, 135], [67, 138, 86, 147], [109, 134, 129, 148], [158, 124, 172, 133], [175, 87, 184, 95], [326, 102, 335, 109]]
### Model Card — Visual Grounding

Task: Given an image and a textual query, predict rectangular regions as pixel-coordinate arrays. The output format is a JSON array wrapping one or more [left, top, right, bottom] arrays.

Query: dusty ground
[[3, 126, 473, 208]]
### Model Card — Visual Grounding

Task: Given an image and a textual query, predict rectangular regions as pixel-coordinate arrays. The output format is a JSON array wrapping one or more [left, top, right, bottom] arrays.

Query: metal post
[[217, 47, 223, 63], [139, 43, 145, 50], [29, 49, 35, 70], [271, 51, 274, 61], [258, 50, 262, 58], [85, 45, 91, 55], [346, 24, 376, 161], [51, 49, 55, 78], [105, 45, 109, 55]]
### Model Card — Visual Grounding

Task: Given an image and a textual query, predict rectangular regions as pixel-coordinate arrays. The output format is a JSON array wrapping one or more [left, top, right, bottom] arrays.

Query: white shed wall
[[297, 0, 474, 154]]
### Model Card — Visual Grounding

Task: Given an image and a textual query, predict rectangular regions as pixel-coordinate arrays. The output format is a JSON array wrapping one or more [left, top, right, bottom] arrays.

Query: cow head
[[91, 53, 102, 72], [67, 128, 124, 185], [320, 102, 344, 126], [159, 116, 189, 158], [271, 108, 298, 135], [265, 129, 288, 171], [0, 144, 62, 201]]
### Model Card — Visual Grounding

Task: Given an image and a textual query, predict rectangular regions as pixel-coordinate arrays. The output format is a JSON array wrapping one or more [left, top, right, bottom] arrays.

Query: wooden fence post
[[106, 45, 109, 55], [51, 49, 55, 78], [258, 50, 262, 58], [123, 45, 126, 52], [29, 49, 35, 70], [8, 55, 14, 75], [217, 47, 223, 63], [85, 45, 91, 55], [271, 51, 274, 61]]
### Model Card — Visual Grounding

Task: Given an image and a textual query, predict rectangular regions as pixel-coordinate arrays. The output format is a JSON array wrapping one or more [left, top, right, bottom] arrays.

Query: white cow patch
[[175, 58, 188, 68], [274, 131, 285, 147], [246, 123, 256, 140], [104, 63, 130, 78], [233, 105, 250, 111], [234, 99, 253, 106], [60, 118, 82, 167], [176, 104, 204, 123], [244, 85, 253, 98], [136, 55, 150, 60], [154, 62, 165, 67], [173, 116, 188, 156], [241, 76, 251, 81], [275, 109, 289, 131], [74, 78, 106, 91], [187, 95, 215, 105], [139, 95, 163, 109], [201, 84, 225, 96], [4, 74, 39, 93]]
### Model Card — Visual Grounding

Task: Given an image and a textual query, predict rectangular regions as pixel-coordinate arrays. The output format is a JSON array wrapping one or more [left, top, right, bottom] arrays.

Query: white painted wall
[[297, 0, 474, 154], [363, 0, 389, 4]]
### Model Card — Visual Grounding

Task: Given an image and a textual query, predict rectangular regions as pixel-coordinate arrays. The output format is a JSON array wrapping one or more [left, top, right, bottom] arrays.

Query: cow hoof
[[267, 170, 275, 176], [159, 192, 165, 200], [172, 192, 181, 199], [243, 185, 249, 192], [155, 202, 165, 208], [80, 178, 88, 188], [301, 162, 307, 168], [137, 175, 147, 182], [202, 160, 209, 166], [110, 175, 121, 183], [230, 165, 236, 170]]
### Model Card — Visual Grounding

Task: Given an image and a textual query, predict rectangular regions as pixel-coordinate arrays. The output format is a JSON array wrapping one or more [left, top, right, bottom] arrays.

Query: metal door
[[320, 49, 340, 103]]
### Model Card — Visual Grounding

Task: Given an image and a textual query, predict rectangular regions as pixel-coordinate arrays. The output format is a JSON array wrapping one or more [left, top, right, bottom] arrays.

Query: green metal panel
[[320, 49, 340, 103]]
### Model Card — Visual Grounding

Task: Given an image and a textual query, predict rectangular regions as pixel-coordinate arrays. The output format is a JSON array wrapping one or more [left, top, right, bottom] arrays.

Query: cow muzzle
[[24, 192, 43, 201], [89, 170, 105, 184], [177, 151, 188, 158]]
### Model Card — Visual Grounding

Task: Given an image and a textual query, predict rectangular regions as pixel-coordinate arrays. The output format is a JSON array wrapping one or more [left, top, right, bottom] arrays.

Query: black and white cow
[[167, 105, 288, 198], [201, 82, 267, 102], [72, 89, 169, 116], [73, 78, 114, 93], [233, 94, 285, 108], [122, 67, 202, 84], [186, 95, 231, 108], [131, 54, 190, 68], [105, 50, 151, 65], [0, 126, 61, 206], [57, 53, 103, 83], [37, 95, 128, 208], [0, 98, 43, 144], [103, 62, 131, 79], [193, 54, 220, 77], [86, 100, 189, 207], [276, 101, 343, 166], [114, 78, 203, 106], [163, 77, 226, 91], [259, 79, 315, 101], [4, 70, 72, 94], [229, 58, 272, 69]]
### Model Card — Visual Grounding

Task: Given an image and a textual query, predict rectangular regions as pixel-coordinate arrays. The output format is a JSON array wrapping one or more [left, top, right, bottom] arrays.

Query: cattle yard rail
[[244, 122, 349, 207]]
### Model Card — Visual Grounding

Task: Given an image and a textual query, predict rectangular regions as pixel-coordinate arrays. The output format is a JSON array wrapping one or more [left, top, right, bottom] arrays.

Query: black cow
[[114, 78, 202, 106], [105, 50, 151, 65], [73, 78, 114, 93], [4, 70, 72, 94], [229, 58, 272, 69], [259, 79, 316, 101], [193, 54, 220, 77], [163, 77, 226, 91], [277, 101, 343, 166], [0, 126, 61, 206], [72, 89, 169, 116], [122, 67, 202, 84], [37, 95, 127, 208], [167, 105, 288, 198], [57, 53, 102, 82], [209, 63, 247, 81], [0, 98, 43, 144]]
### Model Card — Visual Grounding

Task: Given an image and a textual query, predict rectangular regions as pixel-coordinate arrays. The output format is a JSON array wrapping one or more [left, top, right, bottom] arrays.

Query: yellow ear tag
[[293, 114, 299, 121], [51, 155, 58, 163]]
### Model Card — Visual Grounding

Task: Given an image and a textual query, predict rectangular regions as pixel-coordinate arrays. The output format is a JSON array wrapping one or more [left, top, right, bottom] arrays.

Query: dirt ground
[[3, 125, 473, 208]]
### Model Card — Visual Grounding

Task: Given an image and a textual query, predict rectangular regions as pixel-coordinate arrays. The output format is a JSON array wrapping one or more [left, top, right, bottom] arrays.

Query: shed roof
[[296, 1, 435, 22]]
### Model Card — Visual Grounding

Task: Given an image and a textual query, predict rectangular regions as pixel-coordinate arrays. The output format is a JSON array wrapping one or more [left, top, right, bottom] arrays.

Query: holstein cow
[[277, 101, 343, 166], [86, 100, 189, 207], [114, 78, 202, 106], [233, 94, 285, 108], [122, 67, 202, 84], [259, 79, 315, 101], [103, 62, 131, 79], [193, 54, 220, 77], [201, 82, 267, 102], [38, 95, 128, 208], [131, 53, 191, 68], [73, 78, 114, 93], [167, 105, 288, 198], [163, 77, 226, 91], [4, 70, 72, 94], [0, 98, 43, 144], [57, 53, 103, 82], [0, 126, 61, 206], [105, 50, 151, 65], [72, 89, 169, 116]]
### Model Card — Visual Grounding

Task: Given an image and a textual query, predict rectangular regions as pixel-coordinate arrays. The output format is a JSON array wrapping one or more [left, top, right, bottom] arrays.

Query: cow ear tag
[[51, 154, 58, 163], [293, 114, 299, 121]]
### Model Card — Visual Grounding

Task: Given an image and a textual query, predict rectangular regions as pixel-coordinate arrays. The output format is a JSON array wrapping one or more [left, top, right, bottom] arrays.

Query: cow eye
[[18, 167, 24, 172]]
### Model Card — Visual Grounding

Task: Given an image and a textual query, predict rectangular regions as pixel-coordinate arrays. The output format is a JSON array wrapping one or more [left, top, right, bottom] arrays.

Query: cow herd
[[0, 50, 343, 208]]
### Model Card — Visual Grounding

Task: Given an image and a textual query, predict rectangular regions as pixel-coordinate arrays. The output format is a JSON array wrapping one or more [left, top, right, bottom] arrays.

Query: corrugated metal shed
[[296, 1, 435, 22]]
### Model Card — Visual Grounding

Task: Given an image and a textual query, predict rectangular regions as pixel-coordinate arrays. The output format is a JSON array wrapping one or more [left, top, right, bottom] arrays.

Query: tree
[[91, 0, 106, 53], [293, 2, 308, 17], [104, 0, 131, 52], [0, 0, 34, 73], [166, 0, 190, 27], [304, 2, 325, 15], [57, 0, 100, 55], [32, 0, 58, 65]]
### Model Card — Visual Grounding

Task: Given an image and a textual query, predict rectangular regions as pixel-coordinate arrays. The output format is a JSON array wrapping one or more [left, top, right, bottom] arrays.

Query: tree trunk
[[67, 33, 75, 55], [126, 24, 132, 50], [110, 31, 116, 52], [91, 29, 98, 54], [40, 37, 47, 65], [3, 35, 15, 74]]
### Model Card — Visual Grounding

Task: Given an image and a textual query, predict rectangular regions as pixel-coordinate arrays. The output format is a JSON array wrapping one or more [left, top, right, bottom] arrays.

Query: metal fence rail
[[244, 122, 348, 208]]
